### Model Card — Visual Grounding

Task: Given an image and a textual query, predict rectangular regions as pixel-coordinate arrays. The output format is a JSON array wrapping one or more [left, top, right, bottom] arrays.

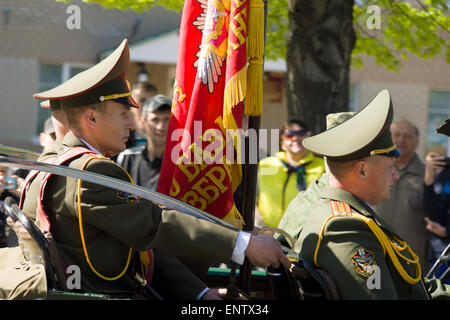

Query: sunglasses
[[283, 130, 308, 138]]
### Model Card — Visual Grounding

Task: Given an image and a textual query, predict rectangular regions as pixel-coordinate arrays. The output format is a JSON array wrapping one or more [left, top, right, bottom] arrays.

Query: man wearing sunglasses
[[256, 119, 325, 231]]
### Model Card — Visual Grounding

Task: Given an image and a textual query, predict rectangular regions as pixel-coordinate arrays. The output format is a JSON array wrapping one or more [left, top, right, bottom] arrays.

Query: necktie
[[280, 160, 306, 191], [279, 160, 306, 212]]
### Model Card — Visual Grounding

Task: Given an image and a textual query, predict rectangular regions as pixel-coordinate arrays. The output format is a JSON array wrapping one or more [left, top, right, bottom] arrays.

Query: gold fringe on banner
[[223, 67, 247, 130], [245, 0, 264, 116], [223, 203, 246, 229], [215, 115, 244, 228], [222, 2, 248, 207]]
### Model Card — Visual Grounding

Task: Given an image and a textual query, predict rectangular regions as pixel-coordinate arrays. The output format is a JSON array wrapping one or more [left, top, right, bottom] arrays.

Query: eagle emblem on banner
[[193, 0, 230, 93]]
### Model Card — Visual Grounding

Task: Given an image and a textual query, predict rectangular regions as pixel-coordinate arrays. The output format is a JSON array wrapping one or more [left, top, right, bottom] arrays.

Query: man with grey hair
[[116, 94, 171, 191], [374, 119, 429, 272]]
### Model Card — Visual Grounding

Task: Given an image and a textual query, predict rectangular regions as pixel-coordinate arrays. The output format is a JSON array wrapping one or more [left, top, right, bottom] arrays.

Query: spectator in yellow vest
[[256, 120, 325, 232]]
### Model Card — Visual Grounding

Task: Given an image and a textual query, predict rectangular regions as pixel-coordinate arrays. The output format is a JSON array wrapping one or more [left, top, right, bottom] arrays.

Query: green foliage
[[56, 0, 183, 12], [265, 2, 289, 61], [59, 0, 449, 71], [265, 0, 450, 70], [352, 0, 450, 71]]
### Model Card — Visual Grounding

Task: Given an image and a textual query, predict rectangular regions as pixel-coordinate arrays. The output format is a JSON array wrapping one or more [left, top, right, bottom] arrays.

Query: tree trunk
[[286, 0, 356, 134]]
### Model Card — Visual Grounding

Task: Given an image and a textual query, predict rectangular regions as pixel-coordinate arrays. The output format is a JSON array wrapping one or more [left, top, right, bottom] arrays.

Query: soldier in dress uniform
[[295, 89, 450, 299], [20, 39, 289, 299]]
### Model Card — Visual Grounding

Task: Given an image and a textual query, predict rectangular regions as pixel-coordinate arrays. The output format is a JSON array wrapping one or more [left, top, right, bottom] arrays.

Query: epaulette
[[314, 200, 354, 268], [329, 200, 353, 217]]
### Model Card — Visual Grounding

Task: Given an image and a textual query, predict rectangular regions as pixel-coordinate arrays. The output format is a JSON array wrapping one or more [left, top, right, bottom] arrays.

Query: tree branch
[[388, 0, 450, 35], [415, 0, 450, 34]]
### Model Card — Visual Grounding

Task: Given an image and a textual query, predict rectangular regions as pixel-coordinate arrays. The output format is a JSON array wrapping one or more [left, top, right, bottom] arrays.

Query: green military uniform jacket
[[22, 132, 239, 298], [297, 185, 449, 299], [277, 173, 328, 240]]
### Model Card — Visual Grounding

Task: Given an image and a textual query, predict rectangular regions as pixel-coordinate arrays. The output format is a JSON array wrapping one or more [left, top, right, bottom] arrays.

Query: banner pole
[[238, 0, 268, 295]]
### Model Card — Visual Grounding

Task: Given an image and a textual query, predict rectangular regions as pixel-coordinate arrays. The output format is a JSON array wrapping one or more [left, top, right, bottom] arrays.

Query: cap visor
[[385, 148, 401, 157], [112, 97, 139, 108]]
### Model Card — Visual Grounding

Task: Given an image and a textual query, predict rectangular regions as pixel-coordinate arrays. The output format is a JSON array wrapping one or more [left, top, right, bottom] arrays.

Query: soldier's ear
[[84, 108, 97, 126], [354, 160, 367, 180]]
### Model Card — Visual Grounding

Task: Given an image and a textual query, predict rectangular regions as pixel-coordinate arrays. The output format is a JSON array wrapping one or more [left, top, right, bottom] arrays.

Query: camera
[[444, 157, 450, 169], [4, 177, 17, 190]]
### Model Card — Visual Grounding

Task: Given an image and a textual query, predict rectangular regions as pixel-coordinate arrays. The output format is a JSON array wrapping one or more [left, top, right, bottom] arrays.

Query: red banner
[[157, 0, 249, 228]]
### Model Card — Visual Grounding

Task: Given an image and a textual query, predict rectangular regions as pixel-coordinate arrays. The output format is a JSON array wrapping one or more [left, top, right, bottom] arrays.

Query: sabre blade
[[0, 145, 40, 161]]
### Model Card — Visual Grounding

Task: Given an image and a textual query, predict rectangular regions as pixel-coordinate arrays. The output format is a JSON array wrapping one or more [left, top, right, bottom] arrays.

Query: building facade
[[0, 0, 448, 159]]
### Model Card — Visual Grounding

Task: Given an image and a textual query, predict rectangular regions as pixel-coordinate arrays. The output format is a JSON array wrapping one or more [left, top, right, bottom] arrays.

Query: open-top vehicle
[[0, 146, 447, 300]]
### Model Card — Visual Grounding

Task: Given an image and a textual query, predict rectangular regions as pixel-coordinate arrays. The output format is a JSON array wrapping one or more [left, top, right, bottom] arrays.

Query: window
[[34, 64, 91, 143], [349, 83, 359, 112], [427, 90, 450, 156]]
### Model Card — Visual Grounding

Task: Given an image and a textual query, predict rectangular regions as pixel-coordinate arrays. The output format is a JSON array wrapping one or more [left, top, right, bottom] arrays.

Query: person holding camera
[[0, 166, 21, 247], [423, 151, 450, 283]]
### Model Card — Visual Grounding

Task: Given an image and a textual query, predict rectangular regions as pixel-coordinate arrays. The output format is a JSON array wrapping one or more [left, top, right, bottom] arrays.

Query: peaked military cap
[[303, 89, 400, 161], [436, 118, 450, 137], [34, 39, 138, 109], [40, 100, 60, 110]]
